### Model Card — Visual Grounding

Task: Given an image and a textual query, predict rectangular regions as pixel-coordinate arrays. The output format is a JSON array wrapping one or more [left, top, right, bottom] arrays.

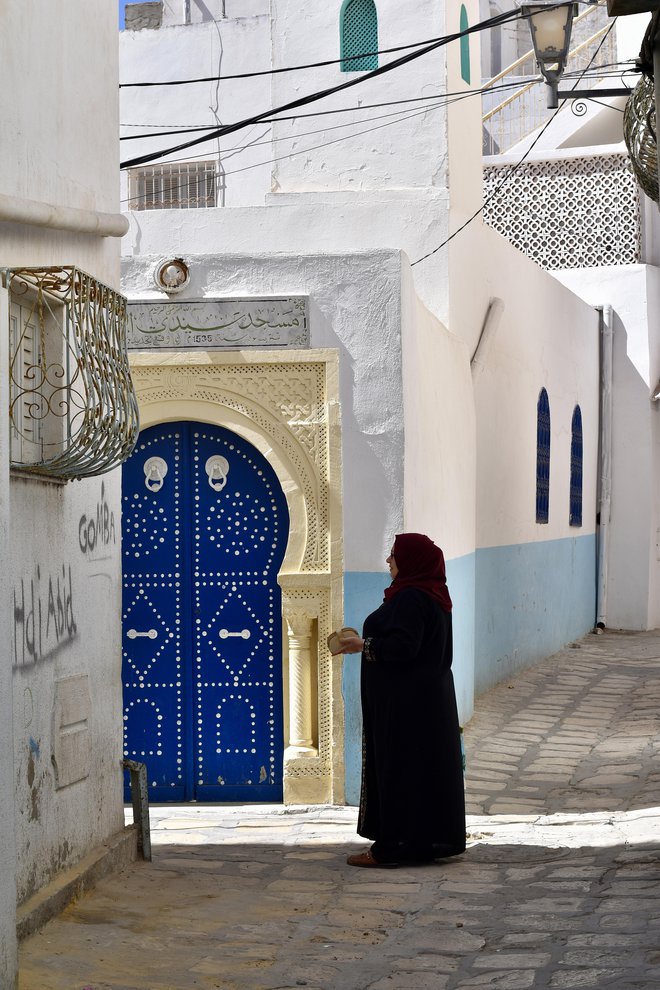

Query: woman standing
[[338, 533, 466, 867]]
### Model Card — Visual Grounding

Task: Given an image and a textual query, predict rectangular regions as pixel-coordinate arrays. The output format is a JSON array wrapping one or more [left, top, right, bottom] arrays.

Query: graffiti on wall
[[13, 564, 78, 668], [78, 481, 116, 559]]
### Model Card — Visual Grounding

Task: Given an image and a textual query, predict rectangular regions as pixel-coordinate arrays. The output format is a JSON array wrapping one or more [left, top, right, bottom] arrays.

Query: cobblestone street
[[18, 629, 660, 989]]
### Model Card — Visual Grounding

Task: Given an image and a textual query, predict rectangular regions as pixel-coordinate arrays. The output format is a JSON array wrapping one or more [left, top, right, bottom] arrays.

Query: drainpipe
[[595, 304, 613, 632]]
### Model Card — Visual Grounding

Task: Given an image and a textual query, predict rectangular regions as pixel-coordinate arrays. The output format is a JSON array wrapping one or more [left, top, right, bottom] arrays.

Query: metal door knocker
[[205, 455, 229, 492], [144, 456, 168, 493]]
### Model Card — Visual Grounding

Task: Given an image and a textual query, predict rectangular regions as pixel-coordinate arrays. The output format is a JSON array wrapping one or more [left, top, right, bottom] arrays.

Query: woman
[[339, 533, 466, 867]]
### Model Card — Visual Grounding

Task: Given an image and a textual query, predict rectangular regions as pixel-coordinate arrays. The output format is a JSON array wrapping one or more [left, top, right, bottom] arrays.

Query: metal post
[[123, 759, 152, 861]]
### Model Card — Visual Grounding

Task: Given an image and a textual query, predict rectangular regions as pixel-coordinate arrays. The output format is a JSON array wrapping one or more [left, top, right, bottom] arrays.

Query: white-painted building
[[481, 8, 660, 635], [119, 0, 636, 809], [1, 3, 137, 985]]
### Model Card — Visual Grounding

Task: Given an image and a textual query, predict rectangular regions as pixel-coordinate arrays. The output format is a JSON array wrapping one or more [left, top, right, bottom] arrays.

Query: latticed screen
[[569, 406, 583, 527], [129, 161, 218, 210], [536, 388, 551, 524], [483, 154, 641, 270], [341, 0, 378, 72]]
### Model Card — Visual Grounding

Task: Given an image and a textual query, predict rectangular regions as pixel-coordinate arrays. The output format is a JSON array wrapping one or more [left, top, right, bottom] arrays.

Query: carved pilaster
[[285, 607, 317, 758]]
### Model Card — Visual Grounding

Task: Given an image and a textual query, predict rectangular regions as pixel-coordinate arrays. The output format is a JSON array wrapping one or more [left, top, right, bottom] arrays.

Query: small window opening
[[569, 405, 583, 527], [340, 0, 378, 72], [536, 388, 550, 523]]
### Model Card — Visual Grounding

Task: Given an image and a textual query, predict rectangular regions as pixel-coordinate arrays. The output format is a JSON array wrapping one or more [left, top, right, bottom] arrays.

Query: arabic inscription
[[127, 297, 309, 350]]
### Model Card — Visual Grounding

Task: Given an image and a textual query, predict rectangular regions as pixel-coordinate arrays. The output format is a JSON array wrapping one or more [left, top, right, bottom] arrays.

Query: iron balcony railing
[[5, 266, 139, 480]]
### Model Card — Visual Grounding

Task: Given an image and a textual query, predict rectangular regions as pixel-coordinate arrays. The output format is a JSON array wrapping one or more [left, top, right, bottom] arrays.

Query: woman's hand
[[336, 634, 365, 654]]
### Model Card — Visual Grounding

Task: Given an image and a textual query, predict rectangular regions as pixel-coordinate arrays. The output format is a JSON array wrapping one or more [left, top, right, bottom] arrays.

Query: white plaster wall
[[118, 0, 469, 319], [0, 0, 126, 919], [11, 474, 124, 904], [400, 262, 477, 722], [0, 2, 119, 222], [464, 225, 600, 549], [555, 264, 660, 630], [122, 248, 407, 572], [0, 289, 17, 988], [400, 266, 476, 562], [123, 193, 451, 324], [119, 17, 273, 209], [0, 0, 120, 283], [160, 0, 270, 26], [270, 0, 449, 193]]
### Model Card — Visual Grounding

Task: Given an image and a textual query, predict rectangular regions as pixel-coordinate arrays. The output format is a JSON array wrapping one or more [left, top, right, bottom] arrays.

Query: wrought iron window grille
[[128, 161, 218, 211], [5, 266, 140, 481]]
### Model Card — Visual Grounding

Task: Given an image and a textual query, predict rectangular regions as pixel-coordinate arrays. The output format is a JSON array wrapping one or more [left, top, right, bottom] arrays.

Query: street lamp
[[517, 0, 635, 108], [518, 0, 576, 106]]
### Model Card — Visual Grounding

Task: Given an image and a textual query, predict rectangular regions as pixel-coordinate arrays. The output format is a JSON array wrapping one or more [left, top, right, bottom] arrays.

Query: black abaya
[[358, 587, 466, 857]]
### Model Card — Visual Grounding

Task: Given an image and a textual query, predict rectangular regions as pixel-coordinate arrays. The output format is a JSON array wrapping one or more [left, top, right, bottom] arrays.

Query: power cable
[[120, 7, 522, 169], [119, 0, 613, 89], [122, 97, 459, 207], [122, 51, 625, 208], [120, 10, 521, 88], [121, 74, 588, 142]]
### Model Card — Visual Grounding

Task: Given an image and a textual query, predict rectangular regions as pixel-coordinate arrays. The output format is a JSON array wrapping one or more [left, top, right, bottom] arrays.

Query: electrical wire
[[120, 9, 521, 88], [123, 101, 448, 160], [119, 61, 637, 150], [121, 52, 628, 209], [119, 0, 613, 89], [122, 96, 461, 208], [411, 17, 618, 267], [120, 77, 546, 142], [120, 7, 522, 170]]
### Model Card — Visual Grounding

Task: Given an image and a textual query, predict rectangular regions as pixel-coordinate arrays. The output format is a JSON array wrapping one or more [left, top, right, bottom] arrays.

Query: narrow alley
[[18, 629, 660, 990]]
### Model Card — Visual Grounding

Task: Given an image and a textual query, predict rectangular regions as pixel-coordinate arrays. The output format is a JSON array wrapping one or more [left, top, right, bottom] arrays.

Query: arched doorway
[[121, 421, 289, 801]]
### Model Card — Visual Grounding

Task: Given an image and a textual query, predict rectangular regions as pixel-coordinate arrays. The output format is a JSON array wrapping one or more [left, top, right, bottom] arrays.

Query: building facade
[[120, 0, 604, 807], [1, 3, 137, 985]]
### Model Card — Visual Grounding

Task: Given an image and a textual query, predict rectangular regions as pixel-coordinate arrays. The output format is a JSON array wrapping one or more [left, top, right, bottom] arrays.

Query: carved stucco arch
[[128, 349, 344, 805]]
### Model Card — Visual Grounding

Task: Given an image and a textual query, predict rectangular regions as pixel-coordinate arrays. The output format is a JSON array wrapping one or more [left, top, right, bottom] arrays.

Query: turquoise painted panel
[[340, 0, 378, 72], [460, 5, 470, 84], [474, 534, 597, 695], [342, 558, 476, 806]]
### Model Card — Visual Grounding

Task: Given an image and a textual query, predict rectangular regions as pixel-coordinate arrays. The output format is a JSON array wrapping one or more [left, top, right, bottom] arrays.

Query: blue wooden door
[[122, 422, 289, 802]]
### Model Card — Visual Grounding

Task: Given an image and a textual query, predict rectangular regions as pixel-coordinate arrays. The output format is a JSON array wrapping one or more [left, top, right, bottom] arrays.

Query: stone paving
[[18, 629, 660, 990]]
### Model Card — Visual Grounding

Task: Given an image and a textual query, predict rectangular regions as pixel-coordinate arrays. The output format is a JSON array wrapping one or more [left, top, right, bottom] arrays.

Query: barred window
[[128, 161, 218, 211], [340, 0, 378, 72], [569, 405, 583, 527], [536, 388, 550, 523]]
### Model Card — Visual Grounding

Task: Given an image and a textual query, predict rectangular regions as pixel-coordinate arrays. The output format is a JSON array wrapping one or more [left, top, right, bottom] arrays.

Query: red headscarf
[[383, 533, 452, 612]]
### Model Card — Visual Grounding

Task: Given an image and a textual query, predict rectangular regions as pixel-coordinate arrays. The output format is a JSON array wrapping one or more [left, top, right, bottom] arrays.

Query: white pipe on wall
[[596, 304, 613, 630], [0, 193, 129, 238]]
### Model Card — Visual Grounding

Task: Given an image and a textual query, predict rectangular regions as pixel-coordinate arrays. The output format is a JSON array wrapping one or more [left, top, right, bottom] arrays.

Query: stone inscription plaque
[[127, 297, 309, 350]]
